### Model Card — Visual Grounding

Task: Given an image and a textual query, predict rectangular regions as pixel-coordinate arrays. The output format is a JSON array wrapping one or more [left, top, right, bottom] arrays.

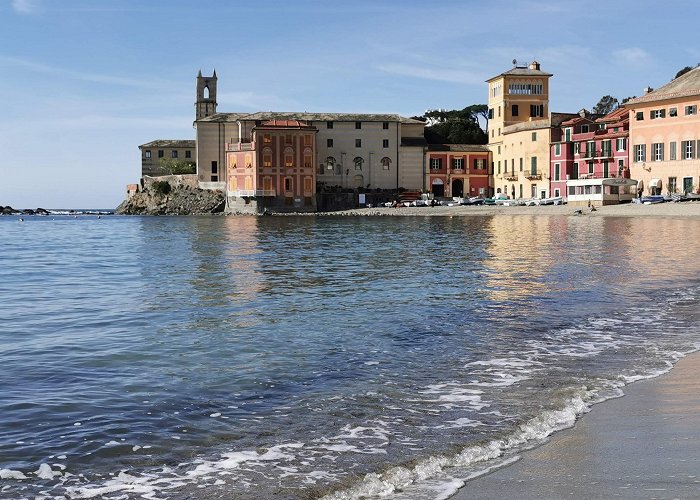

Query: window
[[588, 161, 594, 175], [554, 188, 560, 197], [668, 176, 677, 194], [670, 141, 677, 160], [682, 140, 695, 159], [185, 150, 191, 159], [554, 163, 560, 181], [381, 157, 391, 170], [618, 159, 624, 172], [211, 161, 218, 174], [519, 158, 523, 171], [497, 161, 501, 174], [497, 145, 501, 154], [669, 108, 678, 117], [685, 105, 697, 115], [512, 104, 519, 117], [263, 154, 272, 167], [383, 122, 389, 130], [383, 139, 389, 148], [530, 156, 537, 174], [564, 128, 572, 142], [586, 141, 595, 158], [580, 124, 589, 133], [355, 121, 362, 129], [601, 139, 612, 157], [531, 132, 537, 141], [285, 177, 292, 191], [263, 134, 271, 143], [158, 150, 164, 158], [327, 138, 333, 147], [431, 158, 442, 170], [171, 150, 178, 158], [285, 134, 293, 145], [211, 175, 218, 182], [488, 108, 494, 119], [616, 138, 626, 151], [651, 109, 666, 119], [636, 111, 644, 120], [554, 143, 561, 156], [574, 142, 580, 155], [145, 150, 151, 159], [325, 156, 336, 171], [511, 158, 515, 173], [530, 104, 544, 117], [327, 121, 333, 129], [304, 154, 312, 168], [634, 144, 646, 162], [453, 158, 463, 169], [285, 154, 294, 168], [304, 135, 312, 146], [353, 156, 363, 170], [355, 139, 361, 148], [653, 143, 664, 161]]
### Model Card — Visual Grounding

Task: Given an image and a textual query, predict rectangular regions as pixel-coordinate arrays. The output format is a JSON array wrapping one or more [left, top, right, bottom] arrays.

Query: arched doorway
[[431, 178, 444, 197], [452, 179, 464, 197]]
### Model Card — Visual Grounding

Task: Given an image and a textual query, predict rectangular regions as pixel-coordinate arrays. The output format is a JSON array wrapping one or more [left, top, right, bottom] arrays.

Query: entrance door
[[452, 179, 463, 197], [432, 178, 444, 197], [684, 177, 694, 194], [531, 184, 537, 198]]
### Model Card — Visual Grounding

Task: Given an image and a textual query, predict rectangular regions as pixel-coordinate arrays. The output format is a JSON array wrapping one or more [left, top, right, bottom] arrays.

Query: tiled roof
[[256, 119, 316, 129], [487, 65, 553, 82], [139, 139, 196, 148], [596, 107, 628, 123], [197, 111, 425, 125], [625, 66, 700, 105], [427, 144, 490, 152], [503, 113, 577, 134]]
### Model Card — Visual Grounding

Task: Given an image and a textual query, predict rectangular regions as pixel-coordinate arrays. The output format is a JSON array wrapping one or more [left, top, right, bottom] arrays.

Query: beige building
[[138, 140, 196, 177], [487, 61, 555, 199], [626, 66, 700, 196], [193, 72, 426, 191]]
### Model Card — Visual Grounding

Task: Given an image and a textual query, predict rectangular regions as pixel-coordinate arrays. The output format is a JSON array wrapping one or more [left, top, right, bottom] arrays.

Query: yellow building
[[487, 61, 557, 199], [626, 66, 700, 196]]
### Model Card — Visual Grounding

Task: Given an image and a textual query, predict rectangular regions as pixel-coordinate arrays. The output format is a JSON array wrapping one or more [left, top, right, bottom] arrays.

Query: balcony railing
[[583, 149, 613, 159], [225, 141, 255, 152], [230, 189, 277, 197], [504, 172, 518, 181], [525, 170, 543, 180]]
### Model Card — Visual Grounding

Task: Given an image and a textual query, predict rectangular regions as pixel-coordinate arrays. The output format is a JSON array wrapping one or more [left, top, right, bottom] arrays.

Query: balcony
[[524, 170, 543, 180], [583, 149, 613, 159], [504, 172, 519, 181], [230, 189, 277, 197], [225, 141, 255, 152]]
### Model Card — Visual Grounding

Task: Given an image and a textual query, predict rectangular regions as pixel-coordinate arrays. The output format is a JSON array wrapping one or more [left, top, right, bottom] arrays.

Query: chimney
[[529, 60, 541, 71]]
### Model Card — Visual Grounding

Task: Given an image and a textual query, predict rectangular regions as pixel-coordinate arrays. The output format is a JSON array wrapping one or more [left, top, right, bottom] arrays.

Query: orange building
[[626, 66, 700, 196], [425, 145, 490, 199], [226, 120, 317, 213]]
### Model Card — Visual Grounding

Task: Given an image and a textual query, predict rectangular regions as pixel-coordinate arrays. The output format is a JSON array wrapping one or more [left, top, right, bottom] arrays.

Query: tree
[[592, 95, 619, 115], [157, 158, 196, 175], [420, 106, 488, 144], [674, 66, 693, 79]]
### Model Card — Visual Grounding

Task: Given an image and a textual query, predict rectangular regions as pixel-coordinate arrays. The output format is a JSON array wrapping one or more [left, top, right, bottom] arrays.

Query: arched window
[[203, 86, 210, 99], [381, 157, 391, 170], [353, 156, 364, 170], [326, 156, 336, 171]]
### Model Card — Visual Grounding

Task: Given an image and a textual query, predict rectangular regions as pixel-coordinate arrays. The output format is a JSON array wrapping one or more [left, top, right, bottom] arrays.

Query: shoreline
[[450, 350, 700, 499]]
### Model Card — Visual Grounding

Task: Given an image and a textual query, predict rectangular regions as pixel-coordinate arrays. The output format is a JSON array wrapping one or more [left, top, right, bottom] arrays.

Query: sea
[[1, 212, 699, 499]]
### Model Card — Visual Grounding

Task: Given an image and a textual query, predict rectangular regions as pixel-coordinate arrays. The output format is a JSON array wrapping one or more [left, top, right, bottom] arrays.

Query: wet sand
[[451, 352, 700, 499], [320, 201, 700, 218]]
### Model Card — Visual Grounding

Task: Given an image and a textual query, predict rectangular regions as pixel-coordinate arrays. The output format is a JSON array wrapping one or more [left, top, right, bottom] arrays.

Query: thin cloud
[[11, 0, 40, 14], [377, 63, 487, 85], [613, 48, 652, 66]]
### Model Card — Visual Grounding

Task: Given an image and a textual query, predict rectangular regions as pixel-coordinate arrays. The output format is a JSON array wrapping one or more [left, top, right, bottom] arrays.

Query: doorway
[[452, 179, 463, 197]]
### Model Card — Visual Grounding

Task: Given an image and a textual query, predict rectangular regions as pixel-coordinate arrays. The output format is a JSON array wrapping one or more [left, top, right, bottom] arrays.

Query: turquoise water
[[1, 214, 699, 499]]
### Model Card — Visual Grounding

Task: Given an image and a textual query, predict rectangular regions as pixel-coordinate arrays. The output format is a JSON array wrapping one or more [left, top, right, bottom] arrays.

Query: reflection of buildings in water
[[222, 217, 266, 306], [482, 215, 559, 302]]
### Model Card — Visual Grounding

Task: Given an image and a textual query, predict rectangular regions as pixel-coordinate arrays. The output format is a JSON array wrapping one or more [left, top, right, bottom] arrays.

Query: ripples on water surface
[[1, 214, 699, 499]]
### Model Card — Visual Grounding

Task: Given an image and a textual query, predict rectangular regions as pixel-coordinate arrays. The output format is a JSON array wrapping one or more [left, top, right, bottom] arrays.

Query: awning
[[649, 178, 661, 188], [602, 178, 638, 187]]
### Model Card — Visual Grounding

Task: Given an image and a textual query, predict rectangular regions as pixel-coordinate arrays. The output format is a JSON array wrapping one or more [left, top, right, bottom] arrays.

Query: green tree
[[675, 66, 693, 79], [592, 95, 619, 115], [157, 158, 196, 175], [421, 106, 488, 144]]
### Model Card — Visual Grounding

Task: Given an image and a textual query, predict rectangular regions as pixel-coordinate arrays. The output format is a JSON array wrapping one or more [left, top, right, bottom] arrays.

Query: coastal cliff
[[116, 179, 225, 215]]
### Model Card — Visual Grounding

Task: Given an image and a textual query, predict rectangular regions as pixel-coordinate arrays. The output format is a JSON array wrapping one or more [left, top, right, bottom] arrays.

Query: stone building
[[138, 140, 196, 177]]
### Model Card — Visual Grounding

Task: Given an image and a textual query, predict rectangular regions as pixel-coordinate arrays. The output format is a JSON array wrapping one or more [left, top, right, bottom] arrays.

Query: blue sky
[[1, 0, 698, 209]]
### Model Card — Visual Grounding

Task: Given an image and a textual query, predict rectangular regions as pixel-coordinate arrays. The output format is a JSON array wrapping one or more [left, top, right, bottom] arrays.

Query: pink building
[[550, 108, 633, 205], [425, 145, 490, 198]]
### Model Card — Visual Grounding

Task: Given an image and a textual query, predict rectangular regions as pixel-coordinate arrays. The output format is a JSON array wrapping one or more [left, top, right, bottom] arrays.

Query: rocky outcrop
[[116, 183, 225, 215]]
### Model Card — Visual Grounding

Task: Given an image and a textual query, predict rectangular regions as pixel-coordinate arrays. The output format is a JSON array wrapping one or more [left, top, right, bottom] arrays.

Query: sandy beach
[[319, 200, 700, 218], [451, 352, 700, 499]]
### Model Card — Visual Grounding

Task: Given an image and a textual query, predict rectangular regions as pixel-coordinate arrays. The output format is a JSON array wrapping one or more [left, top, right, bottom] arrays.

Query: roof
[[502, 113, 577, 135], [625, 66, 700, 105], [139, 140, 196, 149], [427, 144, 490, 152], [254, 119, 316, 130], [197, 111, 425, 125], [595, 106, 629, 124], [486, 64, 553, 82]]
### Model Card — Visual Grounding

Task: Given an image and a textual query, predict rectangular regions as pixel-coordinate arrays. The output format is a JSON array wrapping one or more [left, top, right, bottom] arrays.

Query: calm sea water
[[1, 213, 699, 499]]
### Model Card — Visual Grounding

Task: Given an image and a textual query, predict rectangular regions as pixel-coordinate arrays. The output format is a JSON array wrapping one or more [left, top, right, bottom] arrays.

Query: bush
[[152, 180, 172, 195]]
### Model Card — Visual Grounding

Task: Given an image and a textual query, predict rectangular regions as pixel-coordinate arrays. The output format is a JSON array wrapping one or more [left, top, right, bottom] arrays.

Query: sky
[[1, 0, 699, 209]]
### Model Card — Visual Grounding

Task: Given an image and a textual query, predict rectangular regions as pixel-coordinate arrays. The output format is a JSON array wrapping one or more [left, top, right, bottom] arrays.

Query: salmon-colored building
[[226, 120, 317, 213], [425, 145, 490, 198], [626, 66, 700, 196]]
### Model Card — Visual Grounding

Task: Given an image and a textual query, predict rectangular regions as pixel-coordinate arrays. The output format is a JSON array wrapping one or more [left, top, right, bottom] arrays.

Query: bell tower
[[195, 69, 217, 120]]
